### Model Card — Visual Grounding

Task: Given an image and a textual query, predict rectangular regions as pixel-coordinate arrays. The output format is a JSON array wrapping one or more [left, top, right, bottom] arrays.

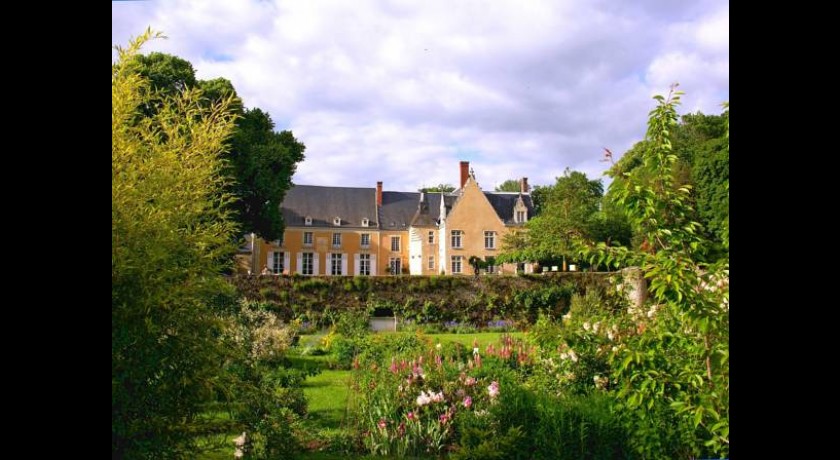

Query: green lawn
[[425, 331, 526, 349], [200, 331, 526, 458]]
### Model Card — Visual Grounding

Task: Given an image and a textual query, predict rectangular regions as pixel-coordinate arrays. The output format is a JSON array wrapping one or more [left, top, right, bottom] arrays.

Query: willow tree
[[112, 29, 239, 458]]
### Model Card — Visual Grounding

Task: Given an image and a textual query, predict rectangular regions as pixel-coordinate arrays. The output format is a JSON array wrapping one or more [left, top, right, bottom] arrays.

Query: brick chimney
[[376, 181, 383, 207], [460, 161, 470, 189], [520, 177, 529, 194]]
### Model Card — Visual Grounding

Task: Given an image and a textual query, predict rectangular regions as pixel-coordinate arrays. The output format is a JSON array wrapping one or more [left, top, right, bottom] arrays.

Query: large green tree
[[128, 52, 305, 241], [607, 109, 728, 260], [500, 168, 606, 268], [112, 30, 239, 458], [586, 87, 729, 457], [494, 179, 522, 192]]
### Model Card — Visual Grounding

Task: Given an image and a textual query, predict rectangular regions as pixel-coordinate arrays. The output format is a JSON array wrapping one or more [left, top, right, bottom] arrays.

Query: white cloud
[[113, 0, 729, 191]]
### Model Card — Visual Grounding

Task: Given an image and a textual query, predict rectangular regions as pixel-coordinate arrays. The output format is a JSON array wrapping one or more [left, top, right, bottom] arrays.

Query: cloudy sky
[[112, 0, 728, 192]]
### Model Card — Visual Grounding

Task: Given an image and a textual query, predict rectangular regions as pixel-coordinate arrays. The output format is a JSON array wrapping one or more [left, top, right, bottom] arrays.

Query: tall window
[[451, 256, 462, 274], [359, 254, 371, 276], [271, 252, 284, 274], [302, 252, 314, 275], [360, 233, 370, 248], [451, 230, 463, 248], [391, 236, 401, 252], [303, 232, 313, 246], [428, 231, 435, 244], [516, 210, 526, 223], [389, 257, 401, 275], [428, 256, 435, 271], [332, 233, 342, 248], [484, 231, 496, 249], [331, 253, 342, 275]]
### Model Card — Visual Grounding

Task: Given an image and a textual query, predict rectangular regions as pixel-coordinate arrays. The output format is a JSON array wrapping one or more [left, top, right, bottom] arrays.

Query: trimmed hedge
[[229, 273, 627, 327]]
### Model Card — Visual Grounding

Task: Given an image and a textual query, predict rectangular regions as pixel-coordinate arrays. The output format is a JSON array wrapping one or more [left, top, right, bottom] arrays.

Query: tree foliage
[[606, 104, 729, 260], [419, 183, 456, 193], [112, 30, 240, 458], [127, 52, 304, 241], [585, 86, 729, 457], [498, 168, 628, 267], [494, 179, 522, 192]]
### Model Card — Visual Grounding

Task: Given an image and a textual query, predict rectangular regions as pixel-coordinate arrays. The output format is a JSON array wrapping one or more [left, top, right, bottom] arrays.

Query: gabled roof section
[[281, 185, 376, 228], [483, 192, 535, 225], [410, 193, 458, 227]]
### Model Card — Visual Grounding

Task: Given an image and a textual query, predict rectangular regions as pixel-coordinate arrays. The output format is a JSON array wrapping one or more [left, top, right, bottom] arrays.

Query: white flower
[[583, 322, 591, 332], [593, 322, 600, 334], [416, 391, 432, 406], [436, 343, 443, 350], [568, 349, 578, 363], [473, 347, 480, 355]]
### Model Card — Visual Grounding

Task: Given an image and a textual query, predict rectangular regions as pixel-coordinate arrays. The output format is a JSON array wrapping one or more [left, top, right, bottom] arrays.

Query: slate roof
[[380, 191, 420, 230], [281, 185, 532, 229], [483, 192, 535, 225], [281, 185, 377, 228]]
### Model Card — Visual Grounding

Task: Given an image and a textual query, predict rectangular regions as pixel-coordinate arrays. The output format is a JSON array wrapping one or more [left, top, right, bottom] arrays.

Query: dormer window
[[515, 210, 527, 223], [333, 216, 342, 226], [361, 218, 369, 227], [304, 216, 312, 226]]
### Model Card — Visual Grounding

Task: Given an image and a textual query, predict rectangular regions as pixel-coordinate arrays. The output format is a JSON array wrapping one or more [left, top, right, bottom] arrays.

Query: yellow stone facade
[[244, 162, 532, 276]]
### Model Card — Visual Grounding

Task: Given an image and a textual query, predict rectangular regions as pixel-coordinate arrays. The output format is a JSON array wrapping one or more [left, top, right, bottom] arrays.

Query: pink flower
[[465, 376, 477, 386], [406, 411, 415, 421], [463, 396, 473, 408], [488, 381, 500, 399], [378, 418, 387, 430], [439, 412, 450, 424]]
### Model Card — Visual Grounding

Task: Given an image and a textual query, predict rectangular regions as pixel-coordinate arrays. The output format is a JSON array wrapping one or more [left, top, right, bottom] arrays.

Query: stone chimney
[[460, 161, 470, 189], [376, 181, 383, 207], [520, 177, 529, 194]]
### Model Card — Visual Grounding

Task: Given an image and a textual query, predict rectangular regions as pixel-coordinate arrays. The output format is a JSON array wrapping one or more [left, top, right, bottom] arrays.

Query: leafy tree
[[586, 87, 729, 458], [494, 179, 522, 192], [127, 52, 305, 241], [112, 30, 239, 458], [228, 108, 305, 241], [606, 108, 728, 260], [419, 183, 456, 193], [500, 169, 604, 269]]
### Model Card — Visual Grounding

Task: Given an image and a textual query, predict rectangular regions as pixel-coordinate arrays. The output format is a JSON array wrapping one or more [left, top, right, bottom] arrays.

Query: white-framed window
[[389, 257, 401, 275], [428, 231, 435, 244], [272, 251, 284, 274], [303, 232, 313, 246], [362, 218, 370, 227], [302, 252, 314, 275], [391, 236, 401, 252], [360, 233, 370, 248], [515, 210, 526, 223], [359, 254, 371, 276], [484, 231, 496, 249], [451, 255, 463, 274], [428, 256, 435, 271], [332, 233, 342, 248], [333, 216, 341, 226], [451, 230, 463, 248], [305, 216, 313, 226], [331, 253, 343, 275]]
